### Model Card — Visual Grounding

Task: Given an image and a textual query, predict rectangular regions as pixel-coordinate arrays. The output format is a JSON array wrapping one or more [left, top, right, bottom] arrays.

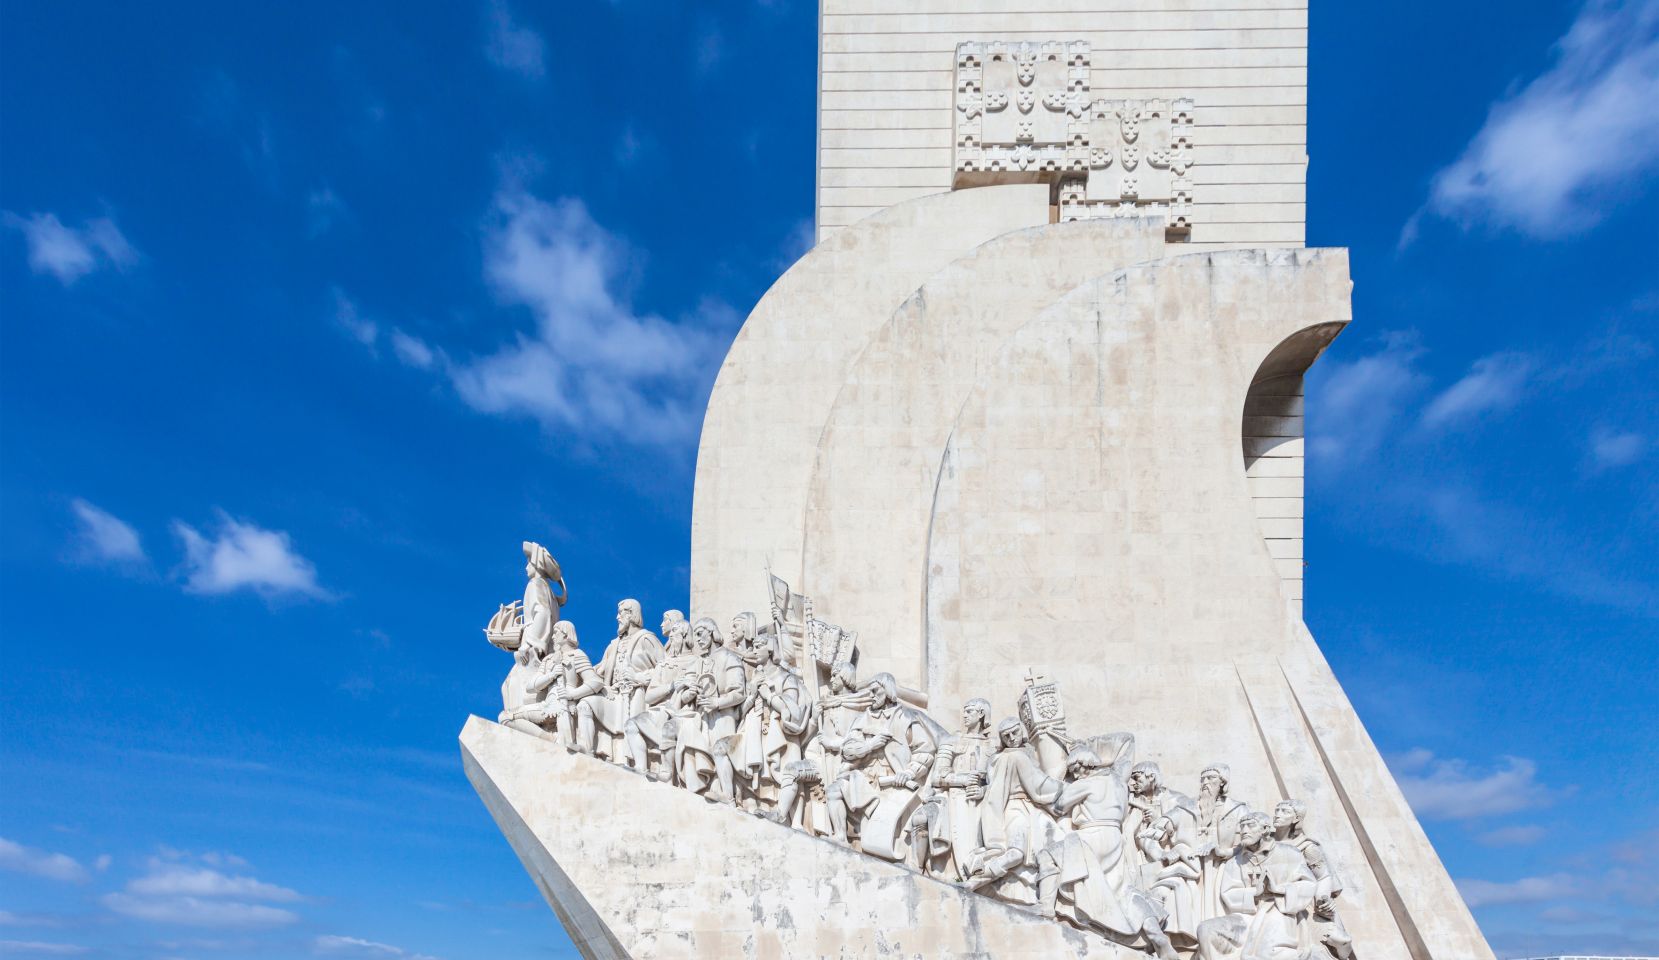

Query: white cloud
[[1420, 352, 1536, 429], [1424, 0, 1659, 237], [0, 838, 89, 884], [1477, 824, 1548, 846], [1391, 750, 1562, 820], [314, 934, 441, 960], [128, 864, 301, 903], [102, 893, 297, 928], [1589, 425, 1647, 468], [172, 512, 330, 600], [308, 188, 349, 237], [389, 329, 436, 370], [333, 287, 379, 348], [102, 855, 303, 929], [1457, 873, 1579, 908], [484, 0, 545, 79], [0, 943, 89, 956], [448, 186, 734, 448], [4, 212, 136, 285], [68, 498, 146, 566], [1306, 331, 1429, 468]]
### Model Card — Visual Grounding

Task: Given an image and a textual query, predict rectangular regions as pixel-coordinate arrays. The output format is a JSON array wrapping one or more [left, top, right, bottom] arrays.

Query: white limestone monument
[[461, 3, 1496, 957]]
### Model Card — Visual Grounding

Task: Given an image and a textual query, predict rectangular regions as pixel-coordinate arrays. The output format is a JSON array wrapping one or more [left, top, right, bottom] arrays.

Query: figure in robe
[[1273, 800, 1353, 959], [486, 541, 567, 727], [909, 698, 993, 880], [1034, 744, 1178, 959], [963, 717, 1065, 905], [826, 673, 938, 860], [576, 599, 664, 759], [623, 611, 699, 781], [1195, 762, 1250, 921], [770, 661, 861, 832], [1194, 810, 1318, 960], [727, 632, 810, 809], [1129, 761, 1202, 944], [674, 617, 748, 800]]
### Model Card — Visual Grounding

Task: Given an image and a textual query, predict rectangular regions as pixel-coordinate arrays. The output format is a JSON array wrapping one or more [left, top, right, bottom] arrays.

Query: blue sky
[[0, 1, 1654, 958]]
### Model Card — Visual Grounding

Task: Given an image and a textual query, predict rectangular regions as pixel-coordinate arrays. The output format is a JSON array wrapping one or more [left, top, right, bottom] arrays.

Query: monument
[[461, 3, 1496, 957]]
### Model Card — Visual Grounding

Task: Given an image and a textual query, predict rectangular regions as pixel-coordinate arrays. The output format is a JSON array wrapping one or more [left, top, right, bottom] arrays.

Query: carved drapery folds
[[954, 41, 1195, 237], [481, 552, 1357, 959]]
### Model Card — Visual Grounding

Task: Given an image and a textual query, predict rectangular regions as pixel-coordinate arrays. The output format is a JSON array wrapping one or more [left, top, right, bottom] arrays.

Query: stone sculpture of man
[[909, 697, 993, 880], [1193, 810, 1317, 960], [1195, 762, 1249, 921], [770, 660, 860, 832], [1274, 799, 1353, 959], [1128, 761, 1201, 944], [964, 717, 1064, 904], [623, 611, 699, 780], [728, 632, 811, 809], [673, 617, 748, 800], [826, 673, 938, 858], [519, 540, 566, 654], [1034, 745, 1178, 960], [498, 622, 560, 742], [551, 621, 603, 751], [577, 599, 664, 759]]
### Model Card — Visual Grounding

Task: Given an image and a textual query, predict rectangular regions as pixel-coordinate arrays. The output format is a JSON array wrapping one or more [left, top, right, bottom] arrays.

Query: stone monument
[[461, 3, 1495, 958]]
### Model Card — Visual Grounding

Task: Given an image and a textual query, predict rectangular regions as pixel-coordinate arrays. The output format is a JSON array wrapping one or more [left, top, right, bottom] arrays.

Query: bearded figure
[[1128, 761, 1201, 943], [1194, 810, 1317, 960], [1195, 762, 1249, 921]]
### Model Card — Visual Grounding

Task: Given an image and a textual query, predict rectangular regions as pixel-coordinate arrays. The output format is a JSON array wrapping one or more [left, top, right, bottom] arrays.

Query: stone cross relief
[[481, 542, 1358, 960], [954, 41, 1195, 236]]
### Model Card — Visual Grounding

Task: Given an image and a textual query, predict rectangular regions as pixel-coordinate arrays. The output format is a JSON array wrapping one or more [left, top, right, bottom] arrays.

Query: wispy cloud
[[1457, 873, 1580, 908], [446, 183, 734, 448], [388, 330, 437, 370], [4, 212, 136, 285], [307, 187, 350, 237], [1391, 749, 1564, 820], [173, 512, 331, 600], [1420, 0, 1659, 238], [67, 499, 146, 567], [0, 838, 90, 884], [314, 934, 441, 960], [1588, 425, 1648, 469], [1306, 331, 1428, 468], [1420, 352, 1536, 430], [1476, 824, 1548, 846], [484, 0, 546, 80], [333, 287, 379, 349], [102, 854, 302, 929], [0, 943, 89, 956]]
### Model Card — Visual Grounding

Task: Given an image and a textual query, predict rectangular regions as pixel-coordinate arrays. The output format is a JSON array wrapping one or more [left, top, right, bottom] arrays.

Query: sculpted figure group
[[486, 543, 1357, 960]]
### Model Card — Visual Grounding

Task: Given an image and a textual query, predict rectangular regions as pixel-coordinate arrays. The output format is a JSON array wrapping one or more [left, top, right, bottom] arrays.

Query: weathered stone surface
[[461, 716, 1141, 960]]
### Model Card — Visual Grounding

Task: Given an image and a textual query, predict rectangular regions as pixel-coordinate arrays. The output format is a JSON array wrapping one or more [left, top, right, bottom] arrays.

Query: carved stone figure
[[1034, 743, 1177, 959], [728, 632, 811, 808], [771, 660, 861, 831], [577, 599, 664, 760], [624, 611, 698, 780], [497, 622, 561, 743], [1195, 762, 1250, 922], [551, 621, 602, 751], [1194, 810, 1317, 960], [675, 617, 748, 800], [1274, 800, 1353, 960], [827, 673, 938, 860], [909, 697, 993, 880], [1128, 761, 1201, 944], [964, 717, 1064, 904]]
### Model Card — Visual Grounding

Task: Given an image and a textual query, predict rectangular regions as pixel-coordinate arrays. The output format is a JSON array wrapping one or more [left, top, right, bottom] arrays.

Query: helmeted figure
[[826, 672, 938, 860], [577, 599, 665, 759], [1274, 800, 1354, 959], [909, 697, 993, 880], [1194, 810, 1318, 960], [674, 617, 748, 800], [1035, 742, 1178, 960], [1195, 762, 1250, 921]]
